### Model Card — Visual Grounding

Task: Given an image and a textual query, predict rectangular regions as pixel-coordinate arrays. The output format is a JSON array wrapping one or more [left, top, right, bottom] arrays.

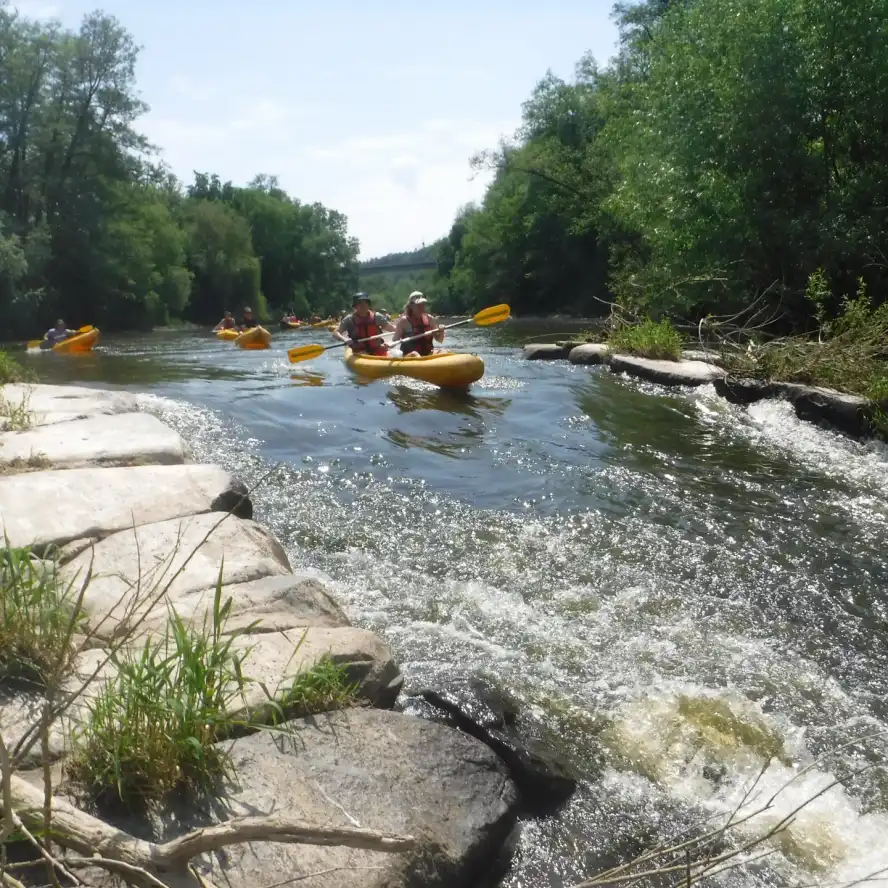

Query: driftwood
[[5, 772, 416, 888]]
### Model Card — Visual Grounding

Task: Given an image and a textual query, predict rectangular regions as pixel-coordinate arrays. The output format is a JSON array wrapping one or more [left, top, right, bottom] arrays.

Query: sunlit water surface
[[19, 322, 888, 887]]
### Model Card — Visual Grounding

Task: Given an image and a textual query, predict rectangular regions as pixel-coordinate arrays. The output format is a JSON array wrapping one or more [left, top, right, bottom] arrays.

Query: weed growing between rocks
[[0, 349, 32, 385], [66, 579, 356, 812], [608, 318, 683, 361], [0, 542, 85, 686], [0, 388, 33, 431]]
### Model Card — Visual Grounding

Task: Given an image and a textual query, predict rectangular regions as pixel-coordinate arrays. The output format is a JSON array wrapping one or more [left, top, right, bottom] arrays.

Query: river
[[19, 321, 888, 887]]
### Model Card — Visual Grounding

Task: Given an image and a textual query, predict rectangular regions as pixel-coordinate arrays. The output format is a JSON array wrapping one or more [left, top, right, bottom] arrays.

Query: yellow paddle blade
[[472, 303, 510, 326], [287, 342, 327, 364], [26, 340, 41, 349]]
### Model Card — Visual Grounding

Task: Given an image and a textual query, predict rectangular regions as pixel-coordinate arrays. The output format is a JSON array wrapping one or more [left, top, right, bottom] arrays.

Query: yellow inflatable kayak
[[344, 347, 484, 388], [280, 319, 302, 329], [216, 328, 238, 341], [234, 325, 272, 350], [53, 328, 100, 353]]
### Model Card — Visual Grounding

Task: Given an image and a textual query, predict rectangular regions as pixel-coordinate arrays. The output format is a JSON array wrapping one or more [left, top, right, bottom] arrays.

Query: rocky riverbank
[[0, 383, 529, 888], [525, 343, 884, 440]]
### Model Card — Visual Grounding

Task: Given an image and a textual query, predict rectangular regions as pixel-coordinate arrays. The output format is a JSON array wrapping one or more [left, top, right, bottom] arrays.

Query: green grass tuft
[[0, 349, 33, 384], [0, 543, 85, 686], [608, 318, 683, 361], [67, 582, 357, 812]]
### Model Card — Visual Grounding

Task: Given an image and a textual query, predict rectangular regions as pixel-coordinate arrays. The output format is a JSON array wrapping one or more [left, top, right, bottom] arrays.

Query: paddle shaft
[[331, 316, 469, 354]]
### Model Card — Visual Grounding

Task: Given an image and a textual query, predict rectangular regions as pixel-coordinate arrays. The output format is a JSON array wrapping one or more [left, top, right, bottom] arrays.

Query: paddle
[[27, 325, 94, 350], [287, 304, 510, 364]]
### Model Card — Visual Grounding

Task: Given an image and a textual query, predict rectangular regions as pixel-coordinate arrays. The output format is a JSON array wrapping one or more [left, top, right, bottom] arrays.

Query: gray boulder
[[523, 343, 574, 361], [106, 709, 520, 888], [568, 343, 609, 365]]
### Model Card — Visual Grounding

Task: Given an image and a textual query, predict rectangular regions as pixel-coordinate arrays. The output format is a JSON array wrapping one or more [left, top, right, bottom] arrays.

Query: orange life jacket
[[353, 312, 387, 356], [401, 313, 435, 356]]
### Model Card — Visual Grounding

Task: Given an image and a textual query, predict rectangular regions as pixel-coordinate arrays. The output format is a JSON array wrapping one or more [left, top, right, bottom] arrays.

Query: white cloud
[[142, 100, 516, 258], [11, 0, 60, 19]]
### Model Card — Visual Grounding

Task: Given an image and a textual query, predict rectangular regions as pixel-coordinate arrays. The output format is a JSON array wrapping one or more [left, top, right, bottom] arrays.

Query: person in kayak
[[43, 319, 75, 344], [239, 306, 257, 330], [393, 292, 444, 357], [334, 293, 394, 355], [213, 311, 236, 331]]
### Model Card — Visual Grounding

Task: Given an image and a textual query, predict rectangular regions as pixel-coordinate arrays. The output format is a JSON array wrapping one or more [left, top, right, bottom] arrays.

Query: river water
[[19, 322, 888, 887]]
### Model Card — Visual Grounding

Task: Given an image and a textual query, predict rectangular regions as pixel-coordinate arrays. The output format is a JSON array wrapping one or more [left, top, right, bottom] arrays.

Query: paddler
[[238, 306, 257, 331], [393, 292, 444, 357], [333, 292, 394, 356], [42, 318, 75, 345], [213, 310, 236, 331]]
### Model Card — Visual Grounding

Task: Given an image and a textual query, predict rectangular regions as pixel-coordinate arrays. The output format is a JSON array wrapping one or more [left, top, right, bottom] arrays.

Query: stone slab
[[0, 464, 250, 553], [0, 413, 185, 470], [607, 354, 726, 386], [137, 572, 350, 636], [0, 384, 138, 427], [104, 709, 520, 888], [59, 512, 292, 639], [569, 343, 610, 365]]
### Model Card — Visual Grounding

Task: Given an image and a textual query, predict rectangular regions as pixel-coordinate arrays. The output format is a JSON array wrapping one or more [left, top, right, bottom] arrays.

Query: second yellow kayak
[[53, 328, 100, 353], [234, 325, 272, 349], [343, 347, 484, 388], [216, 328, 238, 341]]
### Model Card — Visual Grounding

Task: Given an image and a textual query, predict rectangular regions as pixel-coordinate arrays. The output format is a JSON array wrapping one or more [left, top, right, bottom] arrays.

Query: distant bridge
[[359, 260, 437, 273]]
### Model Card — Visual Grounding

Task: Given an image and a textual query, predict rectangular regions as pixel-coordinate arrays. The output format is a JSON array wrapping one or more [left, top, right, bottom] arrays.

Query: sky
[[13, 0, 620, 259]]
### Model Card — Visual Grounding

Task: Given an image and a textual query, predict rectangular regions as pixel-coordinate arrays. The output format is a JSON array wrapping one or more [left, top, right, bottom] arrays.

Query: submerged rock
[[523, 343, 575, 361], [417, 688, 578, 814]]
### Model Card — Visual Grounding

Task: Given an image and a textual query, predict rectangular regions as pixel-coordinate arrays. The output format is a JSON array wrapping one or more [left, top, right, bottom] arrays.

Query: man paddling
[[43, 319, 75, 345], [333, 293, 394, 356], [239, 306, 257, 331]]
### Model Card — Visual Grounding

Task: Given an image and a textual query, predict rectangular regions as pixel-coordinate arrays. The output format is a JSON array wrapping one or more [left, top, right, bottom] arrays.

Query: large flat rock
[[109, 709, 519, 888], [608, 354, 726, 386], [0, 464, 250, 553], [0, 412, 184, 470], [0, 383, 138, 427], [138, 572, 350, 636], [59, 512, 292, 639]]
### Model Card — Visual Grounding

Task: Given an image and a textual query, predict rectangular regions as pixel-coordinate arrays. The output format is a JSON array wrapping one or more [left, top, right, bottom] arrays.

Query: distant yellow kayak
[[216, 328, 238, 341], [344, 346, 484, 388], [234, 325, 272, 350], [52, 328, 100, 353]]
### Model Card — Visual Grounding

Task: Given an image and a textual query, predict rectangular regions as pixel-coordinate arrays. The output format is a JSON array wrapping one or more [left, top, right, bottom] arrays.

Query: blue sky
[[14, 0, 619, 259]]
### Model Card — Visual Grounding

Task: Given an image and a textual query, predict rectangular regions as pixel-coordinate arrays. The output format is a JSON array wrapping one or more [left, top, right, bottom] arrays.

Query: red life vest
[[353, 312, 387, 355], [220, 317, 235, 329], [401, 313, 435, 356]]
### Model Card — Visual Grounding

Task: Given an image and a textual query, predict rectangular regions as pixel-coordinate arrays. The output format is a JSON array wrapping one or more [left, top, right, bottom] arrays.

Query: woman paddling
[[393, 292, 445, 357]]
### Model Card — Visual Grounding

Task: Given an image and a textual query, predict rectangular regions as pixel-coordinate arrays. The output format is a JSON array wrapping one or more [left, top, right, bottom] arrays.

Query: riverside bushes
[[608, 318, 683, 361]]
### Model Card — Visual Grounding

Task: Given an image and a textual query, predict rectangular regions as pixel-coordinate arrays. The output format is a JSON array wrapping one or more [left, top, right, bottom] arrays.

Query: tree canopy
[[0, 5, 360, 336], [429, 0, 888, 326]]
